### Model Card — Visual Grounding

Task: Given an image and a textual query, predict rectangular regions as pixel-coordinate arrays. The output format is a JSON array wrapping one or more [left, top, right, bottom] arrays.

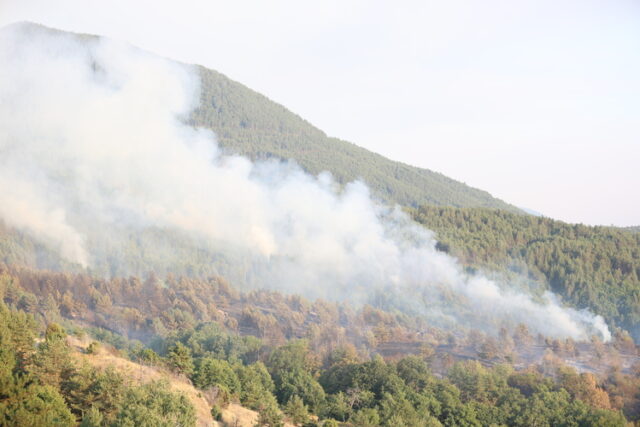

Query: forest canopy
[[411, 206, 640, 340]]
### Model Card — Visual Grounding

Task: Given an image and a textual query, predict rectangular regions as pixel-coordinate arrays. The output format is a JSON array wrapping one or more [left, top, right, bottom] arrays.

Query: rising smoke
[[0, 23, 611, 341]]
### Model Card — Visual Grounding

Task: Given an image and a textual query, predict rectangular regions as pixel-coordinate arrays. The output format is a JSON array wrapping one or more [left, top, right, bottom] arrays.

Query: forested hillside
[[411, 206, 640, 339], [2, 22, 639, 427], [189, 67, 519, 212], [1, 269, 637, 426]]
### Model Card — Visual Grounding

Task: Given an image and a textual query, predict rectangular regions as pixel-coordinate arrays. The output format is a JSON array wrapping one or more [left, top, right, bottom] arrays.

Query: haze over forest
[[0, 7, 639, 427]]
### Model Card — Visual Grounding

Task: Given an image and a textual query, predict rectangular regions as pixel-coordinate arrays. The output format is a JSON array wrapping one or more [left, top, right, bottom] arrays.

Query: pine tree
[[284, 395, 309, 425], [168, 342, 194, 376]]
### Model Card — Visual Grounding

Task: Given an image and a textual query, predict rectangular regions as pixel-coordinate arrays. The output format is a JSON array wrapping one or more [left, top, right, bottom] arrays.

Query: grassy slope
[[67, 335, 216, 427], [68, 335, 292, 427]]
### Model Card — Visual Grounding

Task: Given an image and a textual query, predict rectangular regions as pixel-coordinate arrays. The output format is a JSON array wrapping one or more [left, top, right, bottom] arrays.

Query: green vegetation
[[1, 268, 639, 425], [0, 301, 195, 426], [411, 206, 640, 339]]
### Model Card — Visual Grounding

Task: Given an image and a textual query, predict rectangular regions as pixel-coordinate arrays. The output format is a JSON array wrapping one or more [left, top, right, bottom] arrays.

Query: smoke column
[[0, 23, 611, 341]]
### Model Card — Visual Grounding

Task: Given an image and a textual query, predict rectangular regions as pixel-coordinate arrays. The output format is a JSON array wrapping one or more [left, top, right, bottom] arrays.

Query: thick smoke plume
[[0, 23, 611, 342]]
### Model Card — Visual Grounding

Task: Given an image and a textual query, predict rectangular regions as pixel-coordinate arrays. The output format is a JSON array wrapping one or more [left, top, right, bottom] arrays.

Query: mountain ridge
[[190, 64, 522, 212], [4, 21, 521, 213]]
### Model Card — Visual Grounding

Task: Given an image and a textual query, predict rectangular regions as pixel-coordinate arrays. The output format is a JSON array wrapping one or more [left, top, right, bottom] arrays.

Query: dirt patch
[[67, 336, 296, 427], [68, 336, 216, 427]]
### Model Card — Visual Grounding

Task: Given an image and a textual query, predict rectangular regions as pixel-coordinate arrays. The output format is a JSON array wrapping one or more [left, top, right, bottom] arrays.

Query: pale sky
[[1, 0, 639, 226]]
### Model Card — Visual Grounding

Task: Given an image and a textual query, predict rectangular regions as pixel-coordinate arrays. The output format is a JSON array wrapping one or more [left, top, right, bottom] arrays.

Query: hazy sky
[[1, 0, 639, 226]]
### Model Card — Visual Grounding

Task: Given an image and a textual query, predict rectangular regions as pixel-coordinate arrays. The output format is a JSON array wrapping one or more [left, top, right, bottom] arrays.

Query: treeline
[[189, 66, 518, 212], [149, 332, 629, 426], [2, 268, 640, 425], [412, 206, 640, 340]]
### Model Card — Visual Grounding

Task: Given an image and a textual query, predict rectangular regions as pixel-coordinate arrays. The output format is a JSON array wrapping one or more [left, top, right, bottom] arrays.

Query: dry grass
[[220, 403, 258, 427], [66, 336, 294, 427], [219, 404, 295, 427], [68, 335, 216, 427]]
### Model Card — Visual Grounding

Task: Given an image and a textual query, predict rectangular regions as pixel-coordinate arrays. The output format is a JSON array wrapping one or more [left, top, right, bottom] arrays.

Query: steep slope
[[67, 336, 216, 427], [68, 336, 289, 427], [190, 66, 521, 211]]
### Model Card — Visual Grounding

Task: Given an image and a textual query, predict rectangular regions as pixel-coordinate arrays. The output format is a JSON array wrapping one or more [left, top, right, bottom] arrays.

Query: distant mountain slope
[[5, 21, 519, 212], [189, 66, 521, 212]]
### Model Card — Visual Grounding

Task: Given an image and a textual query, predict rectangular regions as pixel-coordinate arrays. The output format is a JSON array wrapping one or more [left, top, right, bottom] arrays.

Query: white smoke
[[0, 23, 611, 342]]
